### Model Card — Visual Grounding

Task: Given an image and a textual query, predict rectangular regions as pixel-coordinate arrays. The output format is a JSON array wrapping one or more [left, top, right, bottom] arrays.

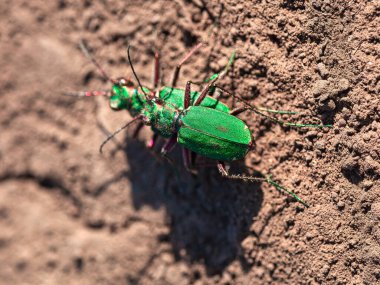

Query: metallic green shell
[[147, 104, 177, 138], [109, 85, 131, 110], [159, 87, 230, 113], [109, 85, 148, 117], [178, 106, 252, 161]]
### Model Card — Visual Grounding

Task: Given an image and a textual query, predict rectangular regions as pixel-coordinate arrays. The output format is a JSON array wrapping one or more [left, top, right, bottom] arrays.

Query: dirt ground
[[0, 1, 379, 284]]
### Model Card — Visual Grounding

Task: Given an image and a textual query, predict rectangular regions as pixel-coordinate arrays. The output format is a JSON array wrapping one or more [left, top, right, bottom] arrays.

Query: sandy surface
[[0, 1, 379, 284]]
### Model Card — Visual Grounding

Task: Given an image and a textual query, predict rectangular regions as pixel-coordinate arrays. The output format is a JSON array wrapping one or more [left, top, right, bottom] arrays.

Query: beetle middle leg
[[171, 42, 204, 87], [153, 51, 160, 90], [216, 86, 331, 128]]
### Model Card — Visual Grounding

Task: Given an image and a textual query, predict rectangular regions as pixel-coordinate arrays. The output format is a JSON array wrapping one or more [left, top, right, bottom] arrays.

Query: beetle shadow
[[123, 138, 263, 275]]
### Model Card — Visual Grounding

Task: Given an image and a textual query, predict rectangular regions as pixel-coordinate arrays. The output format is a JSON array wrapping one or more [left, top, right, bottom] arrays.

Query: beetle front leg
[[147, 133, 159, 149], [132, 122, 144, 138]]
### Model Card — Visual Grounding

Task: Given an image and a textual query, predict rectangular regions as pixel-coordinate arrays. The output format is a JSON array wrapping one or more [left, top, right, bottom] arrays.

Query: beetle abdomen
[[178, 106, 252, 161]]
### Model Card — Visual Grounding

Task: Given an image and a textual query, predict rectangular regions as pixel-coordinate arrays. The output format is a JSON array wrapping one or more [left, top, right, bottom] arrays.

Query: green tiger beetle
[[65, 41, 332, 207]]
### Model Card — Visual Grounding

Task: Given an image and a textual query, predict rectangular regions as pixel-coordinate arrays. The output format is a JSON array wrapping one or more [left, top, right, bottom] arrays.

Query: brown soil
[[0, 1, 379, 284]]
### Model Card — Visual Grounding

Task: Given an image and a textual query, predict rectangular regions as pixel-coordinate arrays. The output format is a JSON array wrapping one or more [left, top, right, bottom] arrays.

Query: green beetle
[[66, 41, 332, 207]]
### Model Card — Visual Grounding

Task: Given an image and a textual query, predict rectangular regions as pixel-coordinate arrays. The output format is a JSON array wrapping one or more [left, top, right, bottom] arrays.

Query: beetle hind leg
[[217, 162, 309, 207]]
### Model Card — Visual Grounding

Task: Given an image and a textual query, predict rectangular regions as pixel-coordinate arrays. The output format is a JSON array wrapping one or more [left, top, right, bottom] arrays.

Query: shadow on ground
[[123, 139, 263, 275]]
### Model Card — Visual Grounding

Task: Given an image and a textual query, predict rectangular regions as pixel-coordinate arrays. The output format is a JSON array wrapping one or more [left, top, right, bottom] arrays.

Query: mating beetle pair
[[66, 41, 331, 207]]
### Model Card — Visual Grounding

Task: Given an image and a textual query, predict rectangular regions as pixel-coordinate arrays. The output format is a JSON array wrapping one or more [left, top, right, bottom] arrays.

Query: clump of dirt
[[0, 1, 378, 284]]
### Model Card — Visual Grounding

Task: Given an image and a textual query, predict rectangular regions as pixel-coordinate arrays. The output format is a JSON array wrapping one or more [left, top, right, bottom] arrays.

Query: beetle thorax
[[147, 104, 178, 138]]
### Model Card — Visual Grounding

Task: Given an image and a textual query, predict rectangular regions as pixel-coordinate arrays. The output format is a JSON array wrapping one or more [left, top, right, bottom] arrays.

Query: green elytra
[[178, 106, 251, 161], [65, 41, 332, 207]]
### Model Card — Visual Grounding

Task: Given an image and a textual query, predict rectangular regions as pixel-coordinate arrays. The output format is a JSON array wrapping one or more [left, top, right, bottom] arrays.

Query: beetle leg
[[217, 161, 268, 183], [217, 162, 309, 207], [160, 133, 178, 155], [171, 42, 204, 87], [153, 50, 160, 90], [182, 148, 192, 170], [182, 148, 202, 174], [216, 86, 332, 128], [190, 151, 197, 166], [229, 106, 250, 116], [184, 81, 192, 108], [147, 133, 159, 149], [132, 122, 144, 138], [217, 161, 229, 176], [194, 77, 219, 106], [203, 51, 236, 83], [188, 81, 223, 102]]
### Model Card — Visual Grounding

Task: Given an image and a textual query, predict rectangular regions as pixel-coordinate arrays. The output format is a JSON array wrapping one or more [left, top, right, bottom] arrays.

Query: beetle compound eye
[[116, 77, 134, 87]]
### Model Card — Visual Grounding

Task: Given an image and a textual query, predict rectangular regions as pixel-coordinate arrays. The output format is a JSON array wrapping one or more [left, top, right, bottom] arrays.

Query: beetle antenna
[[127, 45, 151, 100], [79, 40, 116, 84], [63, 90, 111, 97], [99, 115, 144, 153]]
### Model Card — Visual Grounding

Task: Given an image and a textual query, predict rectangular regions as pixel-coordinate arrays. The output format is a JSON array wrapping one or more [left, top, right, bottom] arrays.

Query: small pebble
[[336, 78, 350, 93], [322, 264, 330, 276], [319, 99, 336, 111], [317, 63, 329, 78], [346, 128, 355, 136], [341, 157, 358, 171], [305, 154, 313, 163], [362, 180, 373, 190], [315, 140, 326, 150], [370, 202, 380, 220], [306, 232, 314, 240], [161, 252, 174, 263], [337, 118, 347, 127], [363, 156, 380, 175], [306, 130, 318, 139], [312, 80, 329, 97], [362, 133, 371, 142], [337, 201, 345, 210]]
